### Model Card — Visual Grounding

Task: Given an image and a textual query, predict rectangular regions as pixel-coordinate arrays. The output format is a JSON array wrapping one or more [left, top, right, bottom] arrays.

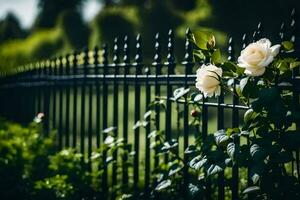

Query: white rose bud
[[195, 64, 222, 98], [238, 38, 281, 76]]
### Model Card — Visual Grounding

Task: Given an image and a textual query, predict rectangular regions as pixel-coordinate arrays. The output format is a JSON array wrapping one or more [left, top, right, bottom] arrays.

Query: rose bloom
[[195, 64, 223, 98], [238, 38, 280, 76]]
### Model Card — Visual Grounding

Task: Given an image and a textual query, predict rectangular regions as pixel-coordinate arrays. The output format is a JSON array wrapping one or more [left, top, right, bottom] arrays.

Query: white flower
[[195, 64, 222, 98], [238, 38, 281, 76]]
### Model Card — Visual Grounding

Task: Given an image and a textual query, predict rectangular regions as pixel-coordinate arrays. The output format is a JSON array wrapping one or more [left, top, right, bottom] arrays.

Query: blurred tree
[[0, 13, 26, 43], [34, 0, 86, 29], [57, 10, 90, 50], [91, 6, 138, 49]]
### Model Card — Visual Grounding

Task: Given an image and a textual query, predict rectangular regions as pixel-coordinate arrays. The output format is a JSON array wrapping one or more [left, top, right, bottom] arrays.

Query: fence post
[[94, 46, 101, 148], [65, 54, 71, 147], [153, 33, 162, 168], [228, 37, 240, 200], [122, 35, 130, 186], [183, 28, 193, 196], [112, 37, 120, 188], [165, 29, 175, 163], [102, 44, 109, 196], [72, 52, 78, 148], [133, 34, 142, 194], [58, 56, 64, 150]]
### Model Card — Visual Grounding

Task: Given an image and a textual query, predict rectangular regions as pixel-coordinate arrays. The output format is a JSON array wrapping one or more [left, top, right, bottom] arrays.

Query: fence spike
[[228, 37, 235, 61], [58, 56, 63, 75], [123, 36, 130, 64], [94, 46, 99, 74], [279, 22, 286, 43], [135, 34, 142, 65], [102, 44, 109, 66], [242, 33, 248, 49], [154, 33, 162, 64], [73, 52, 78, 75], [253, 22, 263, 41], [113, 37, 120, 65], [83, 48, 89, 75], [290, 8, 296, 43], [185, 28, 193, 63], [167, 29, 175, 65], [65, 54, 70, 75]]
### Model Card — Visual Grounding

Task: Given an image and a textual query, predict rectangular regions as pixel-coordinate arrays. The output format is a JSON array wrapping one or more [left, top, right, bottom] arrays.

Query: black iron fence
[[0, 9, 299, 199]]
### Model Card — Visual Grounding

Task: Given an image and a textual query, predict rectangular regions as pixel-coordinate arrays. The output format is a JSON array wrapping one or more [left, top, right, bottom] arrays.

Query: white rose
[[195, 64, 222, 98], [238, 38, 281, 76]]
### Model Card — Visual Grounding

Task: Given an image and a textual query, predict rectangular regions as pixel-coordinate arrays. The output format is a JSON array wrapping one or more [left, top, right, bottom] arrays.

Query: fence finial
[[102, 44, 109, 66], [65, 54, 70, 75], [94, 46, 99, 73], [279, 22, 286, 43], [113, 37, 120, 66], [135, 34, 142, 65], [123, 36, 130, 64], [228, 37, 235, 61], [154, 33, 161, 64], [83, 47, 89, 75], [58, 56, 63, 75], [242, 33, 248, 49], [290, 8, 296, 43], [185, 28, 193, 64], [253, 22, 263, 42], [73, 52, 78, 75], [167, 29, 175, 64]]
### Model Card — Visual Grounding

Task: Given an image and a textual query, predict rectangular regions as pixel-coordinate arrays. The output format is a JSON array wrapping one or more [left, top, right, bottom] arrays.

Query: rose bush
[[146, 31, 300, 199]]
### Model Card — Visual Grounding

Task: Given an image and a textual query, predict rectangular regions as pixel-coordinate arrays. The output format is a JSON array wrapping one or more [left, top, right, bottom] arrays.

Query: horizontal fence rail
[[0, 9, 299, 200]]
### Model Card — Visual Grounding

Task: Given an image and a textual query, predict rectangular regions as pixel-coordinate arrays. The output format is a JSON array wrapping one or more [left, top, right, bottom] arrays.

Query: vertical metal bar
[[52, 58, 57, 129], [81, 49, 88, 156], [133, 34, 142, 193], [87, 49, 93, 169], [165, 29, 175, 162], [144, 44, 151, 196], [217, 90, 225, 200], [112, 37, 120, 187], [229, 37, 239, 200], [153, 33, 162, 168], [65, 54, 71, 147], [94, 46, 101, 148], [43, 60, 50, 135], [122, 36, 130, 185], [183, 28, 193, 195], [102, 44, 109, 195], [73, 52, 78, 148], [58, 56, 64, 150]]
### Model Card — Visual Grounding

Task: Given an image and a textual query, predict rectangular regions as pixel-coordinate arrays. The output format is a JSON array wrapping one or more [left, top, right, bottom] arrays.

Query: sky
[[0, 0, 102, 29]]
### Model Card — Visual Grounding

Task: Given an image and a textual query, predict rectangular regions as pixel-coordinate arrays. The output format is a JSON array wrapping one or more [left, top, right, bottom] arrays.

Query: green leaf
[[189, 155, 208, 170], [173, 87, 190, 101], [193, 31, 214, 50], [155, 179, 172, 191], [206, 164, 223, 176], [211, 49, 222, 64], [242, 186, 260, 194], [244, 109, 259, 125], [193, 49, 206, 62], [282, 41, 293, 51], [222, 61, 238, 72], [240, 77, 258, 98], [250, 144, 266, 162], [214, 130, 231, 147], [227, 142, 236, 160]]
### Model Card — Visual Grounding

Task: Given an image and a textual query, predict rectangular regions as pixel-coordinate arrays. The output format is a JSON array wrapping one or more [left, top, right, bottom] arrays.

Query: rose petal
[[257, 38, 272, 48], [270, 44, 281, 57]]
